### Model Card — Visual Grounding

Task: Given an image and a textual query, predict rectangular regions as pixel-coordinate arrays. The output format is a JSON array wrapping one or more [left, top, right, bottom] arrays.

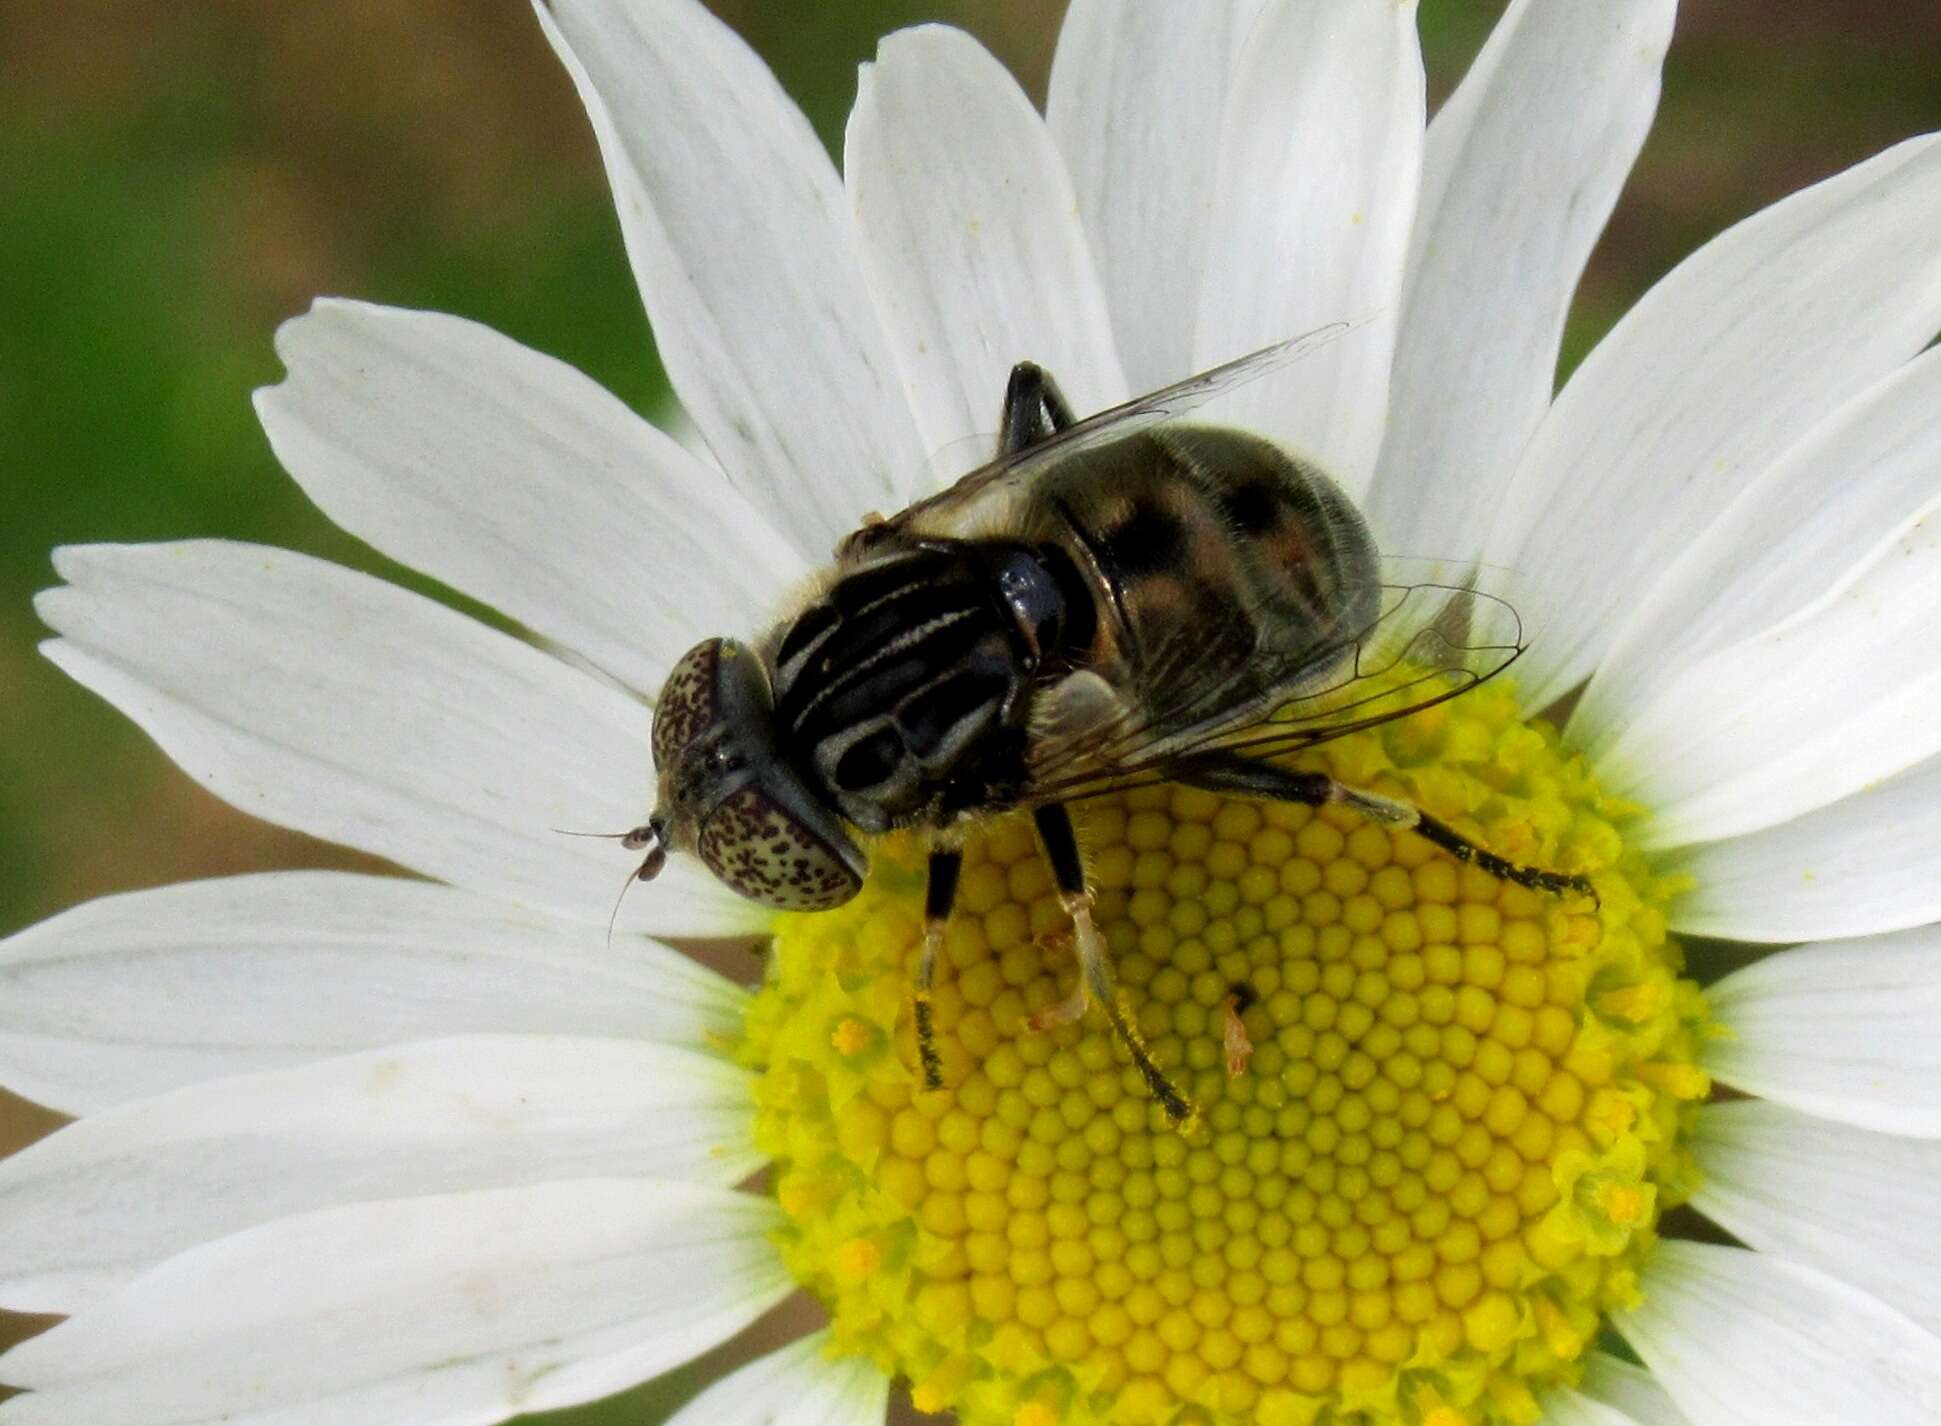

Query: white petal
[[1046, 0, 1258, 393], [1665, 751, 1941, 943], [1600, 509, 1941, 849], [1692, 1100, 1941, 1338], [847, 25, 1127, 477], [0, 871, 748, 1115], [255, 299, 807, 695], [0, 1180, 789, 1426], [663, 1331, 886, 1426], [1369, 0, 1673, 564], [1575, 1353, 1691, 1426], [1702, 925, 1941, 1135], [1490, 133, 1941, 709], [36, 541, 758, 938], [1574, 344, 1941, 757], [538, 0, 923, 554], [1193, 0, 1425, 494], [1618, 1241, 1941, 1426], [0, 1034, 760, 1313], [1538, 1387, 1655, 1426]]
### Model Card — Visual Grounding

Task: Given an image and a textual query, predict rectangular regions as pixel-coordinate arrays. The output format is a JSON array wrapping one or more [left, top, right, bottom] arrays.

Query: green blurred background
[[1, 0, 1937, 1419]]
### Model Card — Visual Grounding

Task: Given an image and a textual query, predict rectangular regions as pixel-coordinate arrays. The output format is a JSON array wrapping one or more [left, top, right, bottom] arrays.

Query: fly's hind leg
[[1171, 752, 1596, 901], [913, 845, 963, 1092], [1023, 803, 1200, 1130], [999, 362, 1077, 455]]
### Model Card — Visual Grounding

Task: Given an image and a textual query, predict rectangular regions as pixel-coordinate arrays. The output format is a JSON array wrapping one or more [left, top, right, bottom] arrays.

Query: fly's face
[[637, 638, 867, 911]]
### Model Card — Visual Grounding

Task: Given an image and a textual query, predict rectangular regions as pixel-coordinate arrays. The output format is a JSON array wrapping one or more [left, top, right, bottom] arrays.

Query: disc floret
[[739, 681, 1709, 1426]]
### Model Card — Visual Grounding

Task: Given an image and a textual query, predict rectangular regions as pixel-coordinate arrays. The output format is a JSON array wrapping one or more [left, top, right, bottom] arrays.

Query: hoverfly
[[627, 328, 1591, 1126]]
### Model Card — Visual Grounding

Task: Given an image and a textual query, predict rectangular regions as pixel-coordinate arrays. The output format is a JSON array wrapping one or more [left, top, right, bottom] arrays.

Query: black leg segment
[[1406, 813, 1592, 896], [914, 846, 963, 1091], [1031, 803, 1088, 896], [999, 362, 1077, 455], [1170, 751, 1594, 900], [926, 846, 963, 923], [1167, 754, 1334, 807]]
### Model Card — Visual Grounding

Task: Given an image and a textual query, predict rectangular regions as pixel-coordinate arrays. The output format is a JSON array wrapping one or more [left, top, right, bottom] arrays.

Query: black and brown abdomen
[[1018, 426, 1382, 721]]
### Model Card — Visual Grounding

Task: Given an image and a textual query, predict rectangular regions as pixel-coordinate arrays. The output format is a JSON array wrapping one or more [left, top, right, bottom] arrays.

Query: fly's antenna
[[551, 824, 652, 844], [603, 864, 637, 950], [553, 822, 667, 948]]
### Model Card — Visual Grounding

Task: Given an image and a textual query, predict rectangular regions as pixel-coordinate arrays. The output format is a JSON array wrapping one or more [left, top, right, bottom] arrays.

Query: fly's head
[[636, 637, 867, 911]]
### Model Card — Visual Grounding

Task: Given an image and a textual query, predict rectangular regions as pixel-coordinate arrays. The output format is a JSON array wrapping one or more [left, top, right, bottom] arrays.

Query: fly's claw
[[1035, 925, 1075, 958]]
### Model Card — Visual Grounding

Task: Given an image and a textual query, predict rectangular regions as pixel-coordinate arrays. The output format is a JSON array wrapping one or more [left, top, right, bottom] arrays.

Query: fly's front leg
[[1170, 752, 1596, 900], [913, 845, 963, 1092], [1025, 803, 1199, 1130]]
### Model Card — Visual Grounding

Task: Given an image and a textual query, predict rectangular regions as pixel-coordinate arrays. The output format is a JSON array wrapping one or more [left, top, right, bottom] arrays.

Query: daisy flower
[[6, 1, 1941, 1424]]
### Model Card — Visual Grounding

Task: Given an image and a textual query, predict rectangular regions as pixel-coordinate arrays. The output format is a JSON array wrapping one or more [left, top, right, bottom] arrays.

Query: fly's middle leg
[[1023, 803, 1200, 1131]]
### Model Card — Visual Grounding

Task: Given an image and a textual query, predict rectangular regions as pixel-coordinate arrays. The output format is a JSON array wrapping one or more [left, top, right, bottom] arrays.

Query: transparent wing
[[863, 323, 1366, 545], [1022, 560, 1537, 804], [920, 429, 1000, 492]]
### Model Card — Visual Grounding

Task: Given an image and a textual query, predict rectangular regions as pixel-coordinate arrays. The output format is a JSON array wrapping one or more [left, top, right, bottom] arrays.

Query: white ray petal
[[538, 0, 923, 554], [1046, 0, 1260, 393], [1693, 1100, 1941, 1338], [35, 541, 759, 939], [0, 1034, 760, 1313], [1702, 925, 1941, 1135], [1619, 1241, 1941, 1426], [255, 300, 807, 696], [0, 1180, 789, 1426], [1575, 344, 1941, 756], [663, 1331, 886, 1426], [847, 24, 1127, 485], [1575, 1353, 1692, 1426], [1600, 508, 1941, 849], [1665, 751, 1941, 943], [1538, 1387, 1656, 1426], [1488, 133, 1941, 709], [1369, 0, 1673, 565], [0, 872, 747, 1115], [1193, 0, 1425, 496]]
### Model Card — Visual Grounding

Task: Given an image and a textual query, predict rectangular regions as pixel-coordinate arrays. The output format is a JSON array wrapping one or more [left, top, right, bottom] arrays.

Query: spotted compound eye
[[651, 639, 726, 771], [697, 783, 864, 911]]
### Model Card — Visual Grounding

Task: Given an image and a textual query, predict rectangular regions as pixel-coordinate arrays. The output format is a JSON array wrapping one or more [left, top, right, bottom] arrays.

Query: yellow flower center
[[740, 682, 1710, 1426]]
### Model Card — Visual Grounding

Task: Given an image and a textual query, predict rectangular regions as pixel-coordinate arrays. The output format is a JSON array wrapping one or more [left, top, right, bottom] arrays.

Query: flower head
[[6, 3, 1941, 1426], [744, 683, 1711, 1426]]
